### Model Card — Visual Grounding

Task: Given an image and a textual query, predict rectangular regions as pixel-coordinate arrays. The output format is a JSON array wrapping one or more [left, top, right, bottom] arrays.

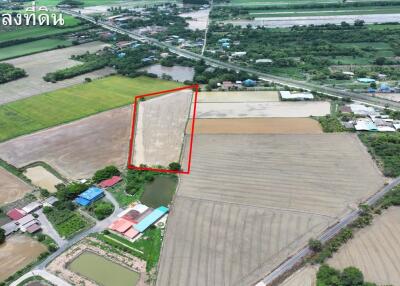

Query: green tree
[[169, 162, 181, 171], [0, 229, 5, 245], [93, 166, 120, 183], [93, 202, 114, 220], [308, 239, 322, 252], [341, 267, 364, 286]]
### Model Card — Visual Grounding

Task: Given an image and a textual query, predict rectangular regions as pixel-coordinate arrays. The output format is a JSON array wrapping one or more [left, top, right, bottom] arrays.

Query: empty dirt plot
[[24, 166, 63, 193], [195, 101, 330, 118], [132, 90, 193, 167], [0, 107, 131, 180], [186, 118, 323, 134], [328, 207, 400, 286], [279, 266, 317, 286], [0, 41, 111, 105], [198, 91, 280, 103], [157, 134, 384, 286], [0, 168, 32, 206], [0, 234, 47, 282]]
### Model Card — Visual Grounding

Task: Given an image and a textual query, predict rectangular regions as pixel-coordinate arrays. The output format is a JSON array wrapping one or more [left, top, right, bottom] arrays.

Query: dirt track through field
[[186, 118, 322, 134], [0, 41, 112, 105], [0, 107, 131, 180], [157, 133, 384, 286], [328, 207, 400, 286], [0, 168, 32, 205]]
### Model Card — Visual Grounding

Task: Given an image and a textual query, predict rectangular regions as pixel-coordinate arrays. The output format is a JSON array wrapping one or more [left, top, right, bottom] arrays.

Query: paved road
[[62, 9, 400, 110], [257, 176, 400, 286]]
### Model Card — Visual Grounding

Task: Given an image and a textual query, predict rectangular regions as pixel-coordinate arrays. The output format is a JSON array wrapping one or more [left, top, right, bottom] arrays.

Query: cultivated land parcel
[[158, 133, 384, 286], [0, 75, 181, 142]]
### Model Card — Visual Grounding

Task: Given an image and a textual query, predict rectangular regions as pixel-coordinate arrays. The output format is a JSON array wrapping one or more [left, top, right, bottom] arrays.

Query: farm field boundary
[[128, 84, 199, 174]]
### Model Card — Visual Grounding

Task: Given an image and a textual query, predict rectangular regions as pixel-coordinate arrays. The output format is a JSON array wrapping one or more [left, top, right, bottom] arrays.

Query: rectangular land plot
[[195, 101, 330, 118], [186, 118, 323, 134], [131, 89, 195, 169], [197, 91, 280, 103], [158, 133, 384, 286], [0, 168, 32, 205], [0, 107, 132, 180]]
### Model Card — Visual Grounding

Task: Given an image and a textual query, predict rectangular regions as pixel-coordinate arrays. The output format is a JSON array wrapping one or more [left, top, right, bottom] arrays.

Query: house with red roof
[[6, 208, 26, 221], [99, 176, 122, 188]]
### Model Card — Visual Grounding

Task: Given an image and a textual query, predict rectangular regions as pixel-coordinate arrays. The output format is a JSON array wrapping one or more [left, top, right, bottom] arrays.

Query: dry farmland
[[0, 167, 32, 206], [0, 234, 47, 281], [0, 107, 131, 180], [197, 91, 280, 103], [187, 118, 323, 134], [158, 134, 384, 286], [132, 90, 193, 167], [0, 41, 112, 105], [328, 207, 400, 286], [279, 266, 317, 286], [24, 166, 63, 193], [194, 101, 330, 118]]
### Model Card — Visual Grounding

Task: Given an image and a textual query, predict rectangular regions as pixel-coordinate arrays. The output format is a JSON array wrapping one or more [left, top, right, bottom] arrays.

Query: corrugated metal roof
[[134, 206, 168, 233]]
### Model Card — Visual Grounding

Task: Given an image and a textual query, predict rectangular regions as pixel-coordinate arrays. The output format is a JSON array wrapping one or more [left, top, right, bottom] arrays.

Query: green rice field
[[69, 252, 139, 286], [141, 175, 177, 208], [0, 76, 182, 142], [0, 38, 72, 60]]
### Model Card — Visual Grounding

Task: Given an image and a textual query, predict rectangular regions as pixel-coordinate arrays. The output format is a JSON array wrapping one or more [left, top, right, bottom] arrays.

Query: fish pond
[[141, 175, 177, 208]]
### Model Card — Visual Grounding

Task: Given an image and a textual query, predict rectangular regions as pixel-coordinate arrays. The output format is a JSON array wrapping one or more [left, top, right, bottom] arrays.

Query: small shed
[[43, 196, 59, 207], [22, 202, 42, 214], [6, 208, 26, 221], [1, 221, 18, 236], [99, 176, 122, 188]]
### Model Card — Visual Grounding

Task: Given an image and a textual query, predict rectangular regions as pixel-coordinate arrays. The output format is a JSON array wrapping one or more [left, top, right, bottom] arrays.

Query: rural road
[[62, 9, 400, 110], [257, 176, 400, 286]]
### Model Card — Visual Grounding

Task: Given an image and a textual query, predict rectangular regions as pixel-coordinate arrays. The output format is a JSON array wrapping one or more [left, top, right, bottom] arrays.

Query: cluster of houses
[[109, 204, 169, 241], [1, 196, 58, 237], [341, 104, 400, 132], [217, 79, 257, 90]]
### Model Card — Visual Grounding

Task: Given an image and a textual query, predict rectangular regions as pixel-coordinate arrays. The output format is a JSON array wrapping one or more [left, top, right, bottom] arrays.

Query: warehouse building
[[75, 187, 104, 206], [280, 91, 314, 100], [134, 206, 169, 233]]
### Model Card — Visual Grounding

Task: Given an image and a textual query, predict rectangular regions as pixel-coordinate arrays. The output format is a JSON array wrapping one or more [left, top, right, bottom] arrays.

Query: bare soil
[[0, 42, 112, 105], [279, 266, 317, 286], [328, 207, 400, 286], [24, 166, 62, 193], [0, 234, 46, 281], [198, 91, 280, 102], [132, 90, 193, 167], [0, 107, 131, 180], [157, 134, 384, 286], [0, 168, 32, 206], [186, 118, 322, 134]]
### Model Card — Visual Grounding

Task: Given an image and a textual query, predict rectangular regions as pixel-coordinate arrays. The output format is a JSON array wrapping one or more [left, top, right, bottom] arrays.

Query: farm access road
[[257, 176, 400, 286], [61, 9, 400, 110]]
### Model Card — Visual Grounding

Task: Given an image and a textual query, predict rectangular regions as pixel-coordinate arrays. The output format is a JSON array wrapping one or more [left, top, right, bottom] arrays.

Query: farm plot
[[194, 101, 330, 118], [24, 166, 63, 193], [186, 118, 323, 134], [328, 207, 400, 286], [197, 91, 279, 102], [0, 41, 111, 104], [279, 266, 317, 286], [132, 90, 193, 168], [158, 134, 384, 286], [0, 107, 132, 180], [0, 167, 32, 206], [0, 234, 47, 282]]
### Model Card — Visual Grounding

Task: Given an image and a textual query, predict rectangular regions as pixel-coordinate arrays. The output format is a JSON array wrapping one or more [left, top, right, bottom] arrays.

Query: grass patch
[[0, 75, 182, 142], [0, 38, 72, 61], [359, 132, 400, 177], [316, 115, 346, 132], [108, 183, 136, 208]]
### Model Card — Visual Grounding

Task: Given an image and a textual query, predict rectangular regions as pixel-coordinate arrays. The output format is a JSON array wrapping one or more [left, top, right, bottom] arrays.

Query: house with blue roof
[[75, 187, 104, 207], [134, 206, 169, 233]]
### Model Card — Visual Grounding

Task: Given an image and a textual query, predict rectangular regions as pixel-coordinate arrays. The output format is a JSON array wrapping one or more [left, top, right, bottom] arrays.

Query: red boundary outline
[[127, 84, 199, 174]]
